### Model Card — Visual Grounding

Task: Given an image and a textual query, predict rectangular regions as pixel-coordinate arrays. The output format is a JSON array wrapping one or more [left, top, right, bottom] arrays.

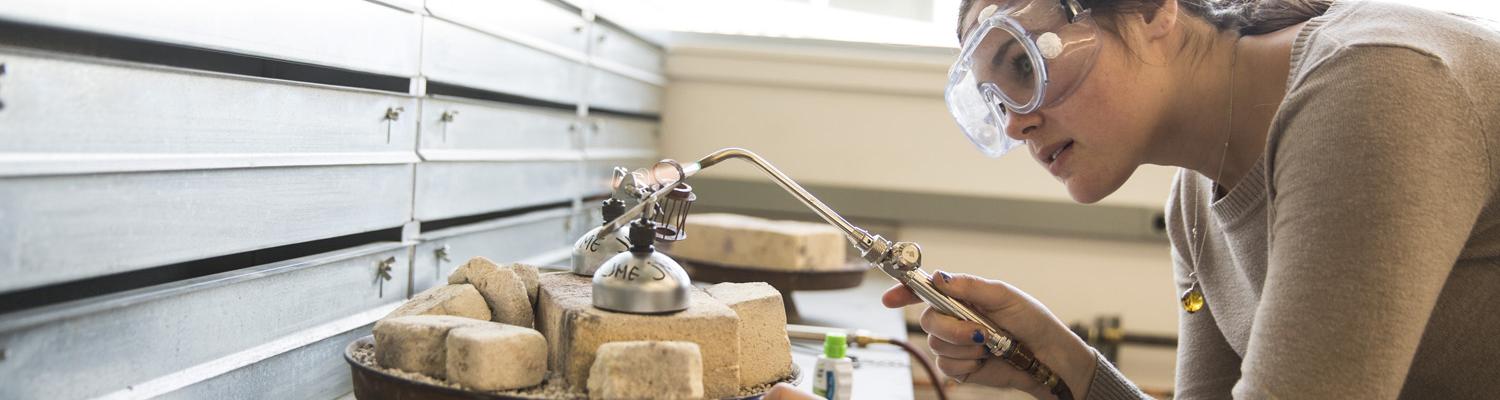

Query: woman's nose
[[1002, 109, 1042, 142]]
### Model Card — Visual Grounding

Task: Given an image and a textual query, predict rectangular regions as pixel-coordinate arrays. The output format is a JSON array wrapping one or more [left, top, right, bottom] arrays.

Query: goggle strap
[[1060, 0, 1086, 23]]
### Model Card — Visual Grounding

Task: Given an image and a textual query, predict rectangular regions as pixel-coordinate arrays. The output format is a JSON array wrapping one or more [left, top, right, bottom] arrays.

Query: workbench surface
[[786, 271, 915, 400]]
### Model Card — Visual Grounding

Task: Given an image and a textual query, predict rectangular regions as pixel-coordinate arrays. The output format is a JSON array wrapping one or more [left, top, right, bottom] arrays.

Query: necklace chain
[[1186, 36, 1241, 303]]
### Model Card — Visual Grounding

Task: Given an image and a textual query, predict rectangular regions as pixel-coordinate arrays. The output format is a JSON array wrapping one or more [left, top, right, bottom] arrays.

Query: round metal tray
[[345, 335, 800, 400], [675, 258, 867, 322]]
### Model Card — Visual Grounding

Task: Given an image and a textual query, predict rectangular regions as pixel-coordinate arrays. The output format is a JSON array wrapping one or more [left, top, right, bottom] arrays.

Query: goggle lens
[[973, 27, 1042, 109]]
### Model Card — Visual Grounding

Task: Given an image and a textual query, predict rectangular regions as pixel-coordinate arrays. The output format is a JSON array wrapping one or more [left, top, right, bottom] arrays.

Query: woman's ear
[[1141, 0, 1180, 41], [1116, 0, 1180, 64]]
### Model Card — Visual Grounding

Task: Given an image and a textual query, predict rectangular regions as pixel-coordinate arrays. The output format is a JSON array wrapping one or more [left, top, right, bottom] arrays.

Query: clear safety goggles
[[945, 0, 1101, 157]]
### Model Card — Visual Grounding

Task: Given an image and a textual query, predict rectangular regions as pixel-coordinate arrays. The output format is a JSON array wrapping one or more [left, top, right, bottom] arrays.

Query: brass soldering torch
[[598, 148, 1075, 400]]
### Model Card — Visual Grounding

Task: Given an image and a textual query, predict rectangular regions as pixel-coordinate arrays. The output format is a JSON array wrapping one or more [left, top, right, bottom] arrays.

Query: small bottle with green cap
[[812, 332, 853, 400]]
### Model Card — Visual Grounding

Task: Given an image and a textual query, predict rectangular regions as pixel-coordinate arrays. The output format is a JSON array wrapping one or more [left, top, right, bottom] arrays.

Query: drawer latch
[[435, 244, 452, 263], [0, 63, 7, 112], [440, 110, 459, 142], [376, 256, 396, 297], [383, 106, 405, 144]]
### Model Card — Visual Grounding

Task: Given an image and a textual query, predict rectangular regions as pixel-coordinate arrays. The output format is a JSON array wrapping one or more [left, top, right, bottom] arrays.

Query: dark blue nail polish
[[937, 271, 952, 283], [972, 330, 985, 343]]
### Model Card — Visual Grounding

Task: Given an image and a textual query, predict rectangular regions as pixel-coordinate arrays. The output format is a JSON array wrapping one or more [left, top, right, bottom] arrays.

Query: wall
[[658, 33, 1177, 208]]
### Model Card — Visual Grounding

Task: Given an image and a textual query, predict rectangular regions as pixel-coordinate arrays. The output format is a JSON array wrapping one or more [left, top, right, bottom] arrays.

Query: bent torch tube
[[600, 148, 1075, 399]]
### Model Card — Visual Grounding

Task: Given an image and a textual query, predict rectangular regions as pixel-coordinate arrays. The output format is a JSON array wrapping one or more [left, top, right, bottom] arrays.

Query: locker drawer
[[0, 0, 422, 77], [0, 164, 415, 293], [0, 48, 418, 177], [413, 161, 581, 221], [370, 0, 425, 13], [588, 67, 663, 115], [160, 323, 375, 400], [425, 0, 589, 57], [586, 115, 658, 154], [592, 22, 664, 76], [418, 97, 580, 157], [422, 17, 586, 106], [412, 207, 579, 292], [0, 242, 410, 400]]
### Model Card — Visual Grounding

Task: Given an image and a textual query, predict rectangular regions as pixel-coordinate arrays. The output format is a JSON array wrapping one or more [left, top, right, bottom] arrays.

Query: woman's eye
[[1010, 54, 1034, 79], [987, 47, 1033, 83]]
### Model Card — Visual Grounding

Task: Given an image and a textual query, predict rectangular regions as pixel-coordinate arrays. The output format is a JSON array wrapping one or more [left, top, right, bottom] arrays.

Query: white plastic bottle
[[812, 332, 854, 400]]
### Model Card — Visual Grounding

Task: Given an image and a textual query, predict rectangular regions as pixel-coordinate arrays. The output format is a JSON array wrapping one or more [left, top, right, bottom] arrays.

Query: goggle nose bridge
[[978, 83, 1015, 131]]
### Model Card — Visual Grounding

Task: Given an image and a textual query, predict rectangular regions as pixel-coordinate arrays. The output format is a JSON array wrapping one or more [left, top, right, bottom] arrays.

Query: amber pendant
[[1180, 282, 1205, 313]]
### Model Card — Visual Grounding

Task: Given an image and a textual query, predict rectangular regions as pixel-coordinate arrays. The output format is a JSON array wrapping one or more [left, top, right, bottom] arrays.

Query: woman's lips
[[1045, 140, 1074, 176]]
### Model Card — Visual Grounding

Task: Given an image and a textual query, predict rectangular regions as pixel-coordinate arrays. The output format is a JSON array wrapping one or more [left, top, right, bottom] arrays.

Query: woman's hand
[[882, 271, 1096, 400], [762, 383, 823, 400]]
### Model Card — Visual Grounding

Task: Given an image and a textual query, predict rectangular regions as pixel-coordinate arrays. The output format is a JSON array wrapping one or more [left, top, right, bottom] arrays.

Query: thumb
[[930, 270, 1029, 314]]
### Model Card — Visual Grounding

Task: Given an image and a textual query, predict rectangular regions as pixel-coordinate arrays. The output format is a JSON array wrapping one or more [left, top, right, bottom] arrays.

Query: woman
[[771, 0, 1500, 398]]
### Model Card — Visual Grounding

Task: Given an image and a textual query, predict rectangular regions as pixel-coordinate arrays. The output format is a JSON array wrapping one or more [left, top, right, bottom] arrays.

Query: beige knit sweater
[[1086, 1, 1500, 398]]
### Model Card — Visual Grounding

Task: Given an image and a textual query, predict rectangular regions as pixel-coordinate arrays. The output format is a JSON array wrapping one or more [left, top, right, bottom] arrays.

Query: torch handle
[[894, 267, 1074, 400]]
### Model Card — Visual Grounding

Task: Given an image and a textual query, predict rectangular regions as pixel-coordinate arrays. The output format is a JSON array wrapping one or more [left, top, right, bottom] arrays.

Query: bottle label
[[822, 370, 836, 399], [813, 369, 830, 396], [813, 358, 852, 400]]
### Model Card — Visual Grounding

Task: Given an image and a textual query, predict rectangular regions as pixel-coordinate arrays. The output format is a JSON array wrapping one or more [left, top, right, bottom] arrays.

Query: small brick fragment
[[446, 324, 548, 391], [385, 284, 490, 320], [507, 263, 541, 304], [669, 213, 847, 271], [373, 315, 485, 379], [707, 282, 794, 386], [448, 257, 534, 327], [587, 341, 704, 399]]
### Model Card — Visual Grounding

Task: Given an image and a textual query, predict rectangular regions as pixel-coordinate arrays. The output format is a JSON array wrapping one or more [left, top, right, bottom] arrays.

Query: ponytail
[[1180, 0, 1334, 35]]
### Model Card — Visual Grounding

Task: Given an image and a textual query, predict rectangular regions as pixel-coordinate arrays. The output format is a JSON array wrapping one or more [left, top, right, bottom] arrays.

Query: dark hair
[[957, 0, 1333, 39]]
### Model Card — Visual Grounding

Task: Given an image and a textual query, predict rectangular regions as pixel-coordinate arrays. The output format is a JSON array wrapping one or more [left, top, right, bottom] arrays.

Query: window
[[593, 0, 1500, 48]]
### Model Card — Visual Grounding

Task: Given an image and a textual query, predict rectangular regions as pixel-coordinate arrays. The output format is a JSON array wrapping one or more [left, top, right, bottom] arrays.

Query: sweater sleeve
[[1084, 348, 1149, 400], [1245, 45, 1488, 398]]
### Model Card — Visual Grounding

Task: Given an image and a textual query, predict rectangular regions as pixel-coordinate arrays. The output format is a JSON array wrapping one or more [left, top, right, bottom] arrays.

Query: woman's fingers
[[762, 383, 822, 400], [955, 357, 1050, 398], [881, 283, 920, 308], [927, 333, 988, 359], [929, 271, 1059, 342], [883, 271, 1033, 316], [888, 270, 1093, 398], [920, 306, 987, 347], [935, 355, 985, 378], [929, 271, 1028, 314]]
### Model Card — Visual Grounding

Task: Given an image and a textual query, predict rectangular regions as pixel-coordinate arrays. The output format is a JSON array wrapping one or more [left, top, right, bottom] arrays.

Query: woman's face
[[961, 1, 1173, 204]]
